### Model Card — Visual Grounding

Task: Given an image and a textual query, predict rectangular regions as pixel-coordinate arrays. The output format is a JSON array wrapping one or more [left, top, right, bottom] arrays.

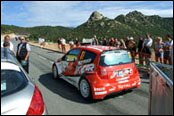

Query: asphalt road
[[12, 39, 149, 115]]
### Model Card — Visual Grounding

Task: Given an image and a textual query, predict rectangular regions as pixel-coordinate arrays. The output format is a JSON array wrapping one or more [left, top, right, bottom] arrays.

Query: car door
[[61, 48, 81, 76], [74, 50, 97, 75]]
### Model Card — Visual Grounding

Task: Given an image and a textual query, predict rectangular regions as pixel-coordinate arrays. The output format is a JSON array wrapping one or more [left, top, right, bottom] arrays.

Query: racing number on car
[[128, 52, 132, 59], [80, 51, 86, 60]]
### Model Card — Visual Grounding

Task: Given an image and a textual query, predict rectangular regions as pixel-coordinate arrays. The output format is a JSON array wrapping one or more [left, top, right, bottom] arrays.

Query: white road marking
[[39, 55, 47, 60]]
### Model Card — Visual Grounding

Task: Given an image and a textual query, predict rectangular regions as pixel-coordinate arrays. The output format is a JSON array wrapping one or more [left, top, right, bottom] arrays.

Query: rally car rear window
[[99, 50, 133, 67]]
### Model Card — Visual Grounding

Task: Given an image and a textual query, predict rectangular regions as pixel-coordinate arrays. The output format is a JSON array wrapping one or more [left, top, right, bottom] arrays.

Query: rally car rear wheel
[[79, 78, 92, 99]]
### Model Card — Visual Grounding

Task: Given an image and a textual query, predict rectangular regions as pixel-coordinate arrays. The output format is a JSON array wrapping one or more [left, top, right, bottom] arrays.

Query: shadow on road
[[138, 69, 150, 84], [39, 72, 133, 103], [39, 72, 93, 104]]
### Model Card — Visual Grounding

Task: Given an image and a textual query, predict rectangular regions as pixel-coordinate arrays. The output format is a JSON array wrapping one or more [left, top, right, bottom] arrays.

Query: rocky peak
[[88, 11, 104, 22], [126, 10, 144, 18]]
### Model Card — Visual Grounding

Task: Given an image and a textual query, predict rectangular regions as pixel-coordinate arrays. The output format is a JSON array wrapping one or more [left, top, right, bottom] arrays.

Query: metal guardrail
[[135, 57, 155, 70], [148, 62, 173, 115]]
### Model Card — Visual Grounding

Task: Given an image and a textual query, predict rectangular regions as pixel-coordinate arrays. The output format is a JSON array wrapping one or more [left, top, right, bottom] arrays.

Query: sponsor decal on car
[[111, 68, 133, 79], [109, 87, 116, 92], [56, 61, 69, 74], [80, 64, 95, 74], [61, 61, 69, 72], [95, 91, 107, 95], [94, 87, 105, 91], [75, 63, 95, 75], [118, 80, 129, 84], [118, 84, 131, 89], [78, 59, 92, 64]]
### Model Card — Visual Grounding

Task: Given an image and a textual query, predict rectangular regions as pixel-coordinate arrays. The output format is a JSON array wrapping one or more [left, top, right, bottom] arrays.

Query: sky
[[1, 1, 173, 27]]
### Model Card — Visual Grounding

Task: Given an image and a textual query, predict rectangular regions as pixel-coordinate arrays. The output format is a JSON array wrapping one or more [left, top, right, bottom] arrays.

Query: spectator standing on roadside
[[163, 34, 173, 65], [75, 38, 80, 47], [141, 33, 153, 65], [3, 42, 16, 55], [38, 38, 42, 47], [153, 37, 164, 64], [128, 37, 136, 62], [119, 39, 127, 49], [125, 36, 130, 48], [114, 38, 120, 48], [109, 38, 115, 46], [137, 36, 144, 65], [69, 40, 74, 50], [2, 39, 16, 55], [57, 38, 62, 50], [1, 35, 14, 52], [61, 38, 66, 53], [92, 35, 99, 45], [16, 36, 31, 73], [102, 37, 108, 46], [3, 42, 10, 48]]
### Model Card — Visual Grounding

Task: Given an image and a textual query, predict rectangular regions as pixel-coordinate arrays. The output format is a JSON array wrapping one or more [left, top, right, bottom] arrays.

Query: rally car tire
[[52, 65, 60, 79], [79, 78, 92, 100]]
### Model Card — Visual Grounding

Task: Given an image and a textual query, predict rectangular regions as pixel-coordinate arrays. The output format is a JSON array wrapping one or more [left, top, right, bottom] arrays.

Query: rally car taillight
[[98, 68, 108, 80], [133, 63, 139, 75], [27, 86, 45, 115]]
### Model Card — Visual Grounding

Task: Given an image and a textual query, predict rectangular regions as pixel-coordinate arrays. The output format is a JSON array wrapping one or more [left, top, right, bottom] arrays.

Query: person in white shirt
[[61, 38, 66, 53], [1, 35, 14, 52], [69, 40, 74, 50], [16, 36, 31, 73], [141, 33, 153, 65], [164, 34, 173, 65]]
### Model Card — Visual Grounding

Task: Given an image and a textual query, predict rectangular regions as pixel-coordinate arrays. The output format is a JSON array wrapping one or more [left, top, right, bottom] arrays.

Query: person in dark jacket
[[92, 35, 99, 45], [125, 36, 130, 48], [128, 37, 136, 62], [57, 38, 62, 50], [138, 36, 144, 65], [102, 37, 108, 46], [16, 36, 31, 73]]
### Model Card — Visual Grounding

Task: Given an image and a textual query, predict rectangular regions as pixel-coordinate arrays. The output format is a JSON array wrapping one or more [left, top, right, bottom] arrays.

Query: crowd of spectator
[[56, 33, 173, 65]]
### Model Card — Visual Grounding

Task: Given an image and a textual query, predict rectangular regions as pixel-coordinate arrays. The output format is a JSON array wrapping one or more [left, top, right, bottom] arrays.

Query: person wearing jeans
[[141, 33, 153, 66]]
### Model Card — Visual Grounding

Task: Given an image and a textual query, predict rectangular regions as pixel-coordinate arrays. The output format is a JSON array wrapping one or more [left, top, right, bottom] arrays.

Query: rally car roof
[[76, 46, 119, 53]]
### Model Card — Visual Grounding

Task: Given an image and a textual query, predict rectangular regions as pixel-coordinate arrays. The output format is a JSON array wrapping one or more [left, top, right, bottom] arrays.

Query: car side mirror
[[62, 56, 67, 61], [74, 57, 77, 62]]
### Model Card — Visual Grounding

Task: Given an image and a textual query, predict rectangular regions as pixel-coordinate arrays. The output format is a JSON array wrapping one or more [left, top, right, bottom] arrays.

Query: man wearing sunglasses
[[16, 36, 31, 73]]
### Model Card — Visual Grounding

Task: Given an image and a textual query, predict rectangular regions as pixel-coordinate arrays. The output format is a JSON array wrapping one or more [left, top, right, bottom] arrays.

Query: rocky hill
[[1, 10, 173, 42], [72, 10, 173, 41]]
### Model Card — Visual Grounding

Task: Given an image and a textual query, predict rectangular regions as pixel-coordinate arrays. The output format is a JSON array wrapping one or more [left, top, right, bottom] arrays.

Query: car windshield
[[1, 70, 28, 97], [99, 50, 133, 67]]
